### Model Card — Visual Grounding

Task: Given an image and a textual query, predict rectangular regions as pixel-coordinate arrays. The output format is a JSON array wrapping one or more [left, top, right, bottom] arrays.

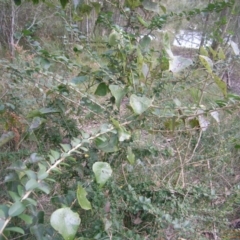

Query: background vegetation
[[0, 0, 240, 239]]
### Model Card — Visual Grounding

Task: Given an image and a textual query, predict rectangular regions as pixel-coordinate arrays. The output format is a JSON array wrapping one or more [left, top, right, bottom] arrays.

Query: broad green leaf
[[24, 198, 37, 206], [37, 164, 49, 180], [137, 15, 149, 27], [109, 85, 128, 109], [8, 201, 26, 217], [77, 184, 92, 210], [60, 144, 71, 152], [199, 55, 213, 73], [127, 147, 135, 165], [4, 172, 18, 182], [199, 47, 209, 57], [95, 134, 119, 153], [213, 74, 227, 97], [130, 94, 152, 115], [50, 208, 81, 240], [5, 227, 24, 234], [95, 83, 109, 96], [93, 162, 112, 187], [169, 56, 193, 73], [0, 131, 14, 147], [71, 76, 88, 85], [8, 160, 26, 171], [159, 56, 169, 71], [18, 214, 33, 224], [8, 191, 20, 202], [25, 179, 39, 191], [217, 47, 225, 60], [38, 182, 50, 194], [80, 97, 102, 113], [14, 0, 21, 5], [125, 0, 141, 9], [60, 0, 69, 8], [30, 225, 45, 240], [139, 36, 151, 51], [0, 205, 9, 218], [26, 170, 37, 180], [160, 4, 166, 13], [18, 185, 25, 198], [71, 138, 81, 147], [50, 150, 60, 161]]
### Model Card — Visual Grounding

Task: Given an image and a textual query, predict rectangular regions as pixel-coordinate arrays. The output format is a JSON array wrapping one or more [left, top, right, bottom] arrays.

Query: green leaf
[[137, 15, 149, 28], [95, 134, 119, 153], [14, 0, 21, 5], [213, 74, 227, 97], [25, 179, 39, 191], [37, 164, 49, 180], [199, 47, 209, 57], [8, 191, 20, 202], [95, 83, 109, 96], [60, 0, 69, 8], [18, 185, 25, 198], [130, 94, 152, 115], [127, 147, 135, 165], [38, 182, 50, 194], [5, 227, 24, 235], [139, 36, 151, 51], [92, 162, 112, 187], [125, 0, 141, 9], [0, 205, 9, 218], [217, 47, 225, 60], [50, 208, 81, 240], [0, 132, 14, 147], [160, 4, 166, 13], [50, 150, 60, 162], [18, 214, 33, 224], [77, 184, 92, 210], [26, 170, 37, 180], [71, 76, 89, 85], [8, 160, 26, 171], [24, 198, 37, 206], [8, 202, 26, 217], [109, 85, 128, 109], [199, 55, 213, 73], [4, 172, 18, 182], [60, 144, 71, 152], [30, 225, 45, 240]]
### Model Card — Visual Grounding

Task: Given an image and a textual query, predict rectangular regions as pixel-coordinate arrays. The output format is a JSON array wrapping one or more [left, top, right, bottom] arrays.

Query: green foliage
[[1, 0, 240, 239]]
